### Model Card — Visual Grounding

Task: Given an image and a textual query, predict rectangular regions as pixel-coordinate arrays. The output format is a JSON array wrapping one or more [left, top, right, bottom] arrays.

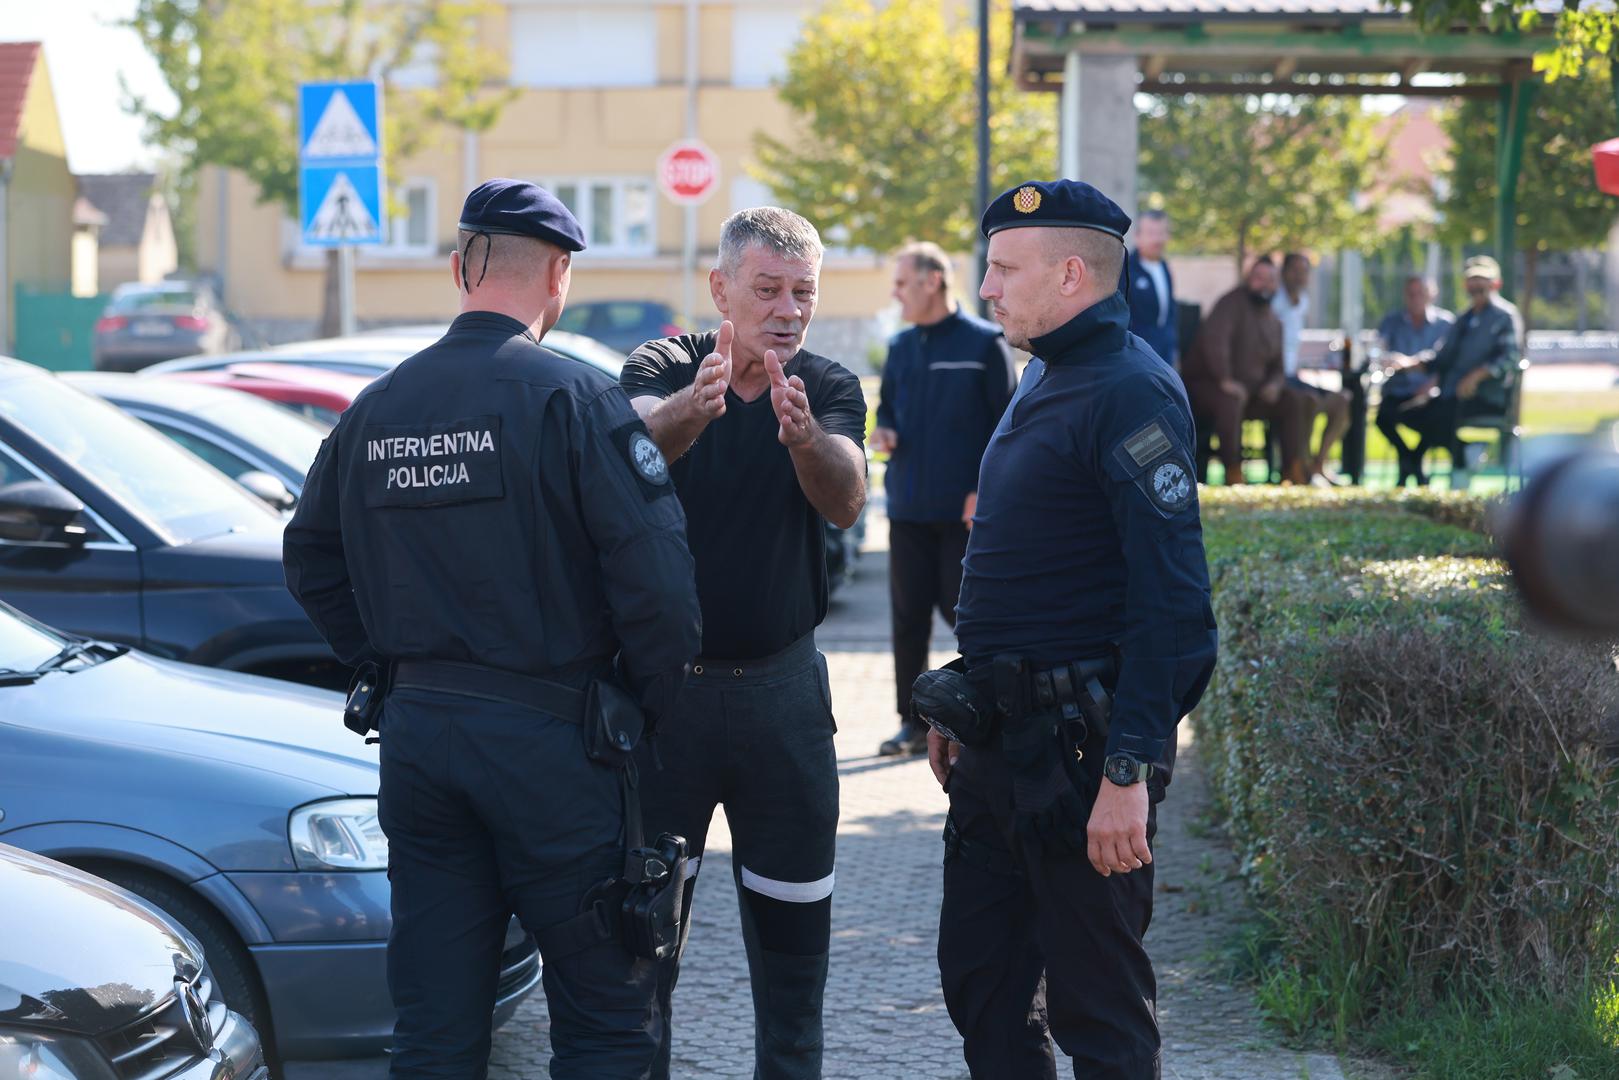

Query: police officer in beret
[[925, 179, 1218, 1079], [284, 179, 701, 1079]]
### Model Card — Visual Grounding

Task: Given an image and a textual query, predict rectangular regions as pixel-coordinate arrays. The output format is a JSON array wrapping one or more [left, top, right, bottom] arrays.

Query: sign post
[[299, 81, 385, 336], [658, 139, 719, 328]]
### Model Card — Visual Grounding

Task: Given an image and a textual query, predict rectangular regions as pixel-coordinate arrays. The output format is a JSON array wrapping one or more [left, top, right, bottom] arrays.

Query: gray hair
[[717, 207, 824, 276], [896, 241, 955, 297]]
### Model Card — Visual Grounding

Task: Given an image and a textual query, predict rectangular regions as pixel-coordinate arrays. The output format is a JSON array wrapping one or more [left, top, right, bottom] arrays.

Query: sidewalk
[[487, 506, 1375, 1079]]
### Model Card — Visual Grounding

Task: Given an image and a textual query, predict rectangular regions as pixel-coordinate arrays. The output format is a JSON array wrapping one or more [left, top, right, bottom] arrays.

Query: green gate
[[14, 285, 110, 371]]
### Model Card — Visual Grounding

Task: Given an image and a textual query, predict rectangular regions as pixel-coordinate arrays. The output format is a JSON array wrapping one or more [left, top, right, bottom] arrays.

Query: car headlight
[[289, 797, 389, 870], [0, 1029, 117, 1080]]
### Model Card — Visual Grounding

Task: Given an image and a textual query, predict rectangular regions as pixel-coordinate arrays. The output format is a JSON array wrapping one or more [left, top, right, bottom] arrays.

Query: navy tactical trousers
[[637, 633, 840, 1080], [378, 686, 660, 1080], [938, 730, 1162, 1080]]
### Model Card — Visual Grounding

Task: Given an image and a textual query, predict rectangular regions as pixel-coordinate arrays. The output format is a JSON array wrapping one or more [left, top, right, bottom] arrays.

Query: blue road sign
[[299, 81, 384, 247], [301, 164, 383, 247]]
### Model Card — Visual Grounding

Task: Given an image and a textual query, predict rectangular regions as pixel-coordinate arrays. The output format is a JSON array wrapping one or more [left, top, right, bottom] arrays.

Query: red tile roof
[[0, 42, 42, 161]]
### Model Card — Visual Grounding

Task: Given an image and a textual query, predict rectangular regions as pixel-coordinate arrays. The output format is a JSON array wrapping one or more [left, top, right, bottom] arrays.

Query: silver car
[[93, 282, 241, 373]]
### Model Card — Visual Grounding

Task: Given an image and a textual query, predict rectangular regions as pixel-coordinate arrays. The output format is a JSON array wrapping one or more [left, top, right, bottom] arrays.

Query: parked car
[[165, 362, 375, 429], [0, 843, 269, 1080], [93, 280, 240, 372], [554, 300, 684, 354], [0, 603, 540, 1075], [145, 327, 626, 381], [0, 356, 343, 687], [63, 371, 326, 509]]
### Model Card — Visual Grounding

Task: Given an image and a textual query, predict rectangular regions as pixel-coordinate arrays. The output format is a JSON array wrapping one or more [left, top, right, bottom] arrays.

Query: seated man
[[1374, 275, 1455, 486], [1274, 253, 1352, 484], [1181, 256, 1310, 484], [1405, 256, 1522, 490]]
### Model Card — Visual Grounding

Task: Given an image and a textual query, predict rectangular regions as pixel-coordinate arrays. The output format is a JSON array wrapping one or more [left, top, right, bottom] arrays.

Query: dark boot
[[878, 718, 928, 756]]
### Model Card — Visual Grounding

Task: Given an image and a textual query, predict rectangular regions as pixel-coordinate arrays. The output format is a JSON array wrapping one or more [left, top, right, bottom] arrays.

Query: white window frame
[[536, 177, 657, 258], [382, 177, 437, 258], [508, 4, 658, 89]]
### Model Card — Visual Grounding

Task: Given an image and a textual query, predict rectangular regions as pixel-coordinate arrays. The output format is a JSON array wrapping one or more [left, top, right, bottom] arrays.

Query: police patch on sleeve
[[612, 421, 673, 501], [1110, 412, 1196, 518], [363, 415, 505, 509]]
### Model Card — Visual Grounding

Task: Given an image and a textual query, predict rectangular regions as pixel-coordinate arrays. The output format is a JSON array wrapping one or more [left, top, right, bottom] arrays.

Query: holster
[[343, 660, 391, 738]]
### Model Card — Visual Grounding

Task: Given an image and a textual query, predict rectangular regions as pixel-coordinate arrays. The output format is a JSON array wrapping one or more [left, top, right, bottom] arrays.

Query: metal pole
[[339, 245, 357, 336], [1494, 78, 1536, 302], [683, 0, 699, 326], [975, 0, 991, 317]]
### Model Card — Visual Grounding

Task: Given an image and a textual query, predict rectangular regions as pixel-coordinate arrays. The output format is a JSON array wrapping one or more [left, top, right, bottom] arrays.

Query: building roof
[[0, 42, 42, 161], [78, 173, 161, 247], [73, 195, 108, 228], [1017, 0, 1395, 20]]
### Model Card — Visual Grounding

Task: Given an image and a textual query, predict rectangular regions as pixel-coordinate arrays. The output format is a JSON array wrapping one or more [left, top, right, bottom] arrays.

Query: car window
[[554, 308, 591, 335], [0, 602, 65, 672], [605, 303, 656, 330], [191, 394, 325, 474], [0, 446, 109, 544], [110, 289, 198, 313], [147, 421, 259, 481], [0, 374, 276, 543]]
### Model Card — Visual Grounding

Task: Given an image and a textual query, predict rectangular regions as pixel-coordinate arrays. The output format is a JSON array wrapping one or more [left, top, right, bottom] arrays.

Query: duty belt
[[1028, 655, 1116, 731], [393, 659, 589, 722]]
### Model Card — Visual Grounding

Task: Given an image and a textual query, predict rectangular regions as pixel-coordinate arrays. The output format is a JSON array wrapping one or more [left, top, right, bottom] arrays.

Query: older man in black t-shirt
[[621, 206, 867, 1080]]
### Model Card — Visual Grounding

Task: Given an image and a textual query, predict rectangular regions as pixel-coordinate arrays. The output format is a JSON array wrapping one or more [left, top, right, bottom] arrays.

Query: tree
[[1137, 94, 1388, 269], [1401, 0, 1618, 82], [1439, 66, 1619, 328], [754, 0, 1056, 255], [126, 0, 513, 336]]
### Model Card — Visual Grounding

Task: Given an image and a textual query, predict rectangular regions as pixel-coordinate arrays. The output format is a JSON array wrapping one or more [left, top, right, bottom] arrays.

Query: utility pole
[[975, 0, 992, 317]]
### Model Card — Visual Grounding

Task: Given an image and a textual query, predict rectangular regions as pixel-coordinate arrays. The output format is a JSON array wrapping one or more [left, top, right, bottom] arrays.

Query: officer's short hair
[[717, 207, 824, 276], [897, 241, 954, 297], [1042, 229, 1125, 300], [457, 228, 563, 286]]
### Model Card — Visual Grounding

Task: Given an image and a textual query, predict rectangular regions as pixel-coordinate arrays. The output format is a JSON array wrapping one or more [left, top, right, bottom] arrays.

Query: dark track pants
[[888, 518, 969, 718], [637, 633, 840, 1080], [378, 686, 659, 1080], [939, 736, 1161, 1080]]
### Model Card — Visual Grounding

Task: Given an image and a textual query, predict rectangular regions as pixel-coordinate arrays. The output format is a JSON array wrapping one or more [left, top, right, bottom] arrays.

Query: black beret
[[980, 179, 1131, 242], [458, 178, 586, 253]]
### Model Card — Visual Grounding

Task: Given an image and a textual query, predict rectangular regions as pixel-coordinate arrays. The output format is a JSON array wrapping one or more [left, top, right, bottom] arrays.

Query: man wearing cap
[[922, 179, 1217, 1079], [1405, 255, 1524, 489], [620, 206, 867, 1080], [284, 178, 701, 1079]]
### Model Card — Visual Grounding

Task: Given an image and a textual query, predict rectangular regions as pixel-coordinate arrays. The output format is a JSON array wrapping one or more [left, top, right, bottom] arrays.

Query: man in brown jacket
[[1181, 256, 1310, 484]]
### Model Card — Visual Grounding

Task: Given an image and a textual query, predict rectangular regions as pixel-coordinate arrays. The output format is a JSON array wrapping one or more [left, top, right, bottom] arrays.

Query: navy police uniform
[[935, 181, 1218, 1079], [284, 180, 701, 1079]]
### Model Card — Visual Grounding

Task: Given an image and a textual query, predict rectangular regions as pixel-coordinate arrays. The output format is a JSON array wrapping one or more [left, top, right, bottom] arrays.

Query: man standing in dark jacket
[[1125, 210, 1178, 369], [871, 241, 1016, 756]]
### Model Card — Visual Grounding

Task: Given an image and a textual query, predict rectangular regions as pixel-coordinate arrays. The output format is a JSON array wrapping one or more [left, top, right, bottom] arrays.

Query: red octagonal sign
[[658, 140, 720, 206]]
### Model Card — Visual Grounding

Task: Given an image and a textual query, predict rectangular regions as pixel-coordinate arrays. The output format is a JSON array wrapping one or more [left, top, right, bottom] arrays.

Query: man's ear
[[709, 268, 729, 316], [449, 249, 464, 292], [1059, 255, 1089, 298], [550, 252, 571, 298]]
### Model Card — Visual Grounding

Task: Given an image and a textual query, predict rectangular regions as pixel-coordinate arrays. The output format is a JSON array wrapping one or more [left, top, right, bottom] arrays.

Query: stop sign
[[658, 140, 720, 205]]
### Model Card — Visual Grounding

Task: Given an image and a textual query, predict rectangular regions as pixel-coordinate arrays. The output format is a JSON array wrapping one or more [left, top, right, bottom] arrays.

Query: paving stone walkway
[[487, 506, 1383, 1080]]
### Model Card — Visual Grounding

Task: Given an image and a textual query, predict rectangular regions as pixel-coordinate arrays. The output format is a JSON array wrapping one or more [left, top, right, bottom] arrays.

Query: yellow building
[[0, 42, 74, 353], [193, 1, 894, 365]]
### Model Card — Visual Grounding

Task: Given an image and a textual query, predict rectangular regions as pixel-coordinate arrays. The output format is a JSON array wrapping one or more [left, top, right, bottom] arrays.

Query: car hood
[[5, 650, 376, 796], [0, 846, 200, 1036], [143, 525, 289, 587]]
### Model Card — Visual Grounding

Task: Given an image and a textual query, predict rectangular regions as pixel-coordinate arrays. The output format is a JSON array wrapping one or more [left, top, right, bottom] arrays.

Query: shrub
[[1195, 487, 1619, 1037]]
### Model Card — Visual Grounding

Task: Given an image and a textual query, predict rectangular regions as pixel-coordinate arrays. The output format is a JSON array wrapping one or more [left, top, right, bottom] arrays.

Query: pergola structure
[[1008, 0, 1557, 298]]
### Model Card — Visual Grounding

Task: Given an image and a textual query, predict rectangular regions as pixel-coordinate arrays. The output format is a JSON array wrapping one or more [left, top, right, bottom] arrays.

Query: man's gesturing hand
[[1087, 778, 1152, 877], [766, 349, 814, 447], [692, 320, 733, 420]]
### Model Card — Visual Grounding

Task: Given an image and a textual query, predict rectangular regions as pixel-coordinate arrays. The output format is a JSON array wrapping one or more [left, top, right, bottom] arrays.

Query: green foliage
[[1404, 0, 1619, 81], [125, 0, 513, 216], [754, 0, 1055, 253], [1138, 95, 1388, 267], [1196, 487, 1619, 1070], [1438, 68, 1618, 257]]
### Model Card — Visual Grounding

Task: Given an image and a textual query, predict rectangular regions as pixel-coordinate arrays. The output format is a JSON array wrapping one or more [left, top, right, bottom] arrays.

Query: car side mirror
[[0, 482, 90, 545], [237, 470, 297, 511]]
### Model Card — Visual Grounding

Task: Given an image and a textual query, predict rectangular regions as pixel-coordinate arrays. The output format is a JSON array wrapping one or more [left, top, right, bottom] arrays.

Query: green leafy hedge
[[1196, 488, 1619, 1040]]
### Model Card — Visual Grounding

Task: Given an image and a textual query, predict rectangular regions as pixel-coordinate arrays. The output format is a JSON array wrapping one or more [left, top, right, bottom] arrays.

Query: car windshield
[[110, 288, 199, 313], [0, 602, 67, 673], [193, 391, 326, 474], [549, 334, 626, 376], [0, 373, 277, 543]]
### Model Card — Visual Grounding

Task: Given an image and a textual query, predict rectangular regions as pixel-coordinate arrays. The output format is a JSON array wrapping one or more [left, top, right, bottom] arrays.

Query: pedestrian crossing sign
[[300, 82, 382, 161], [300, 165, 383, 247]]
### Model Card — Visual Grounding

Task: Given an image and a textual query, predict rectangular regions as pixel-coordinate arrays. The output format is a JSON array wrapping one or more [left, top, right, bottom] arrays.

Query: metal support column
[[975, 0, 991, 316], [1494, 78, 1537, 301]]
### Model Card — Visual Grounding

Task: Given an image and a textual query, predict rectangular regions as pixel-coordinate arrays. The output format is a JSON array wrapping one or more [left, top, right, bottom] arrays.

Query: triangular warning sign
[[305, 90, 377, 159], [309, 172, 379, 241]]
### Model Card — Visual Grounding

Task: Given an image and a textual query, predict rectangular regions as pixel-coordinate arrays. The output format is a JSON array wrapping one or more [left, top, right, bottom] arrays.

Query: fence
[[14, 285, 109, 371]]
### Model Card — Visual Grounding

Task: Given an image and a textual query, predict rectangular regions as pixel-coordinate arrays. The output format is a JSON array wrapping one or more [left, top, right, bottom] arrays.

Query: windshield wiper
[[0, 641, 123, 685]]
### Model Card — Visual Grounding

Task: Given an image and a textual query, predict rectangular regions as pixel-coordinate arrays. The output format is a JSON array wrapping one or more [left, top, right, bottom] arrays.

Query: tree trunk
[[1520, 246, 1538, 334], [318, 247, 342, 338]]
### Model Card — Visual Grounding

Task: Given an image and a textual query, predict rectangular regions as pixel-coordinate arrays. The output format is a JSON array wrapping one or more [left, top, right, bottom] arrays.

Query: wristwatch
[[1103, 753, 1152, 787]]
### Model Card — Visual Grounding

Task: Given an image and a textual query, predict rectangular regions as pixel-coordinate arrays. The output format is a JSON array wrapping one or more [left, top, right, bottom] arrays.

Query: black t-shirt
[[621, 332, 867, 658]]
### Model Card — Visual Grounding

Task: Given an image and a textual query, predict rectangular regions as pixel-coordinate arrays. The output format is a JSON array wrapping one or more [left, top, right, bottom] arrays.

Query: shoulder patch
[[1110, 408, 1197, 519], [612, 421, 673, 500], [1120, 418, 1174, 468], [1147, 459, 1194, 514]]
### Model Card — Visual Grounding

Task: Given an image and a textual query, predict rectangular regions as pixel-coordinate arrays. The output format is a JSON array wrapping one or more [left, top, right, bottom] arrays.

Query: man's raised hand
[[692, 320, 734, 420], [766, 349, 813, 447]]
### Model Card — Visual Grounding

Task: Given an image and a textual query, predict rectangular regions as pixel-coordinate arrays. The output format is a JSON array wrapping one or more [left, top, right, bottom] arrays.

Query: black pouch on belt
[[911, 657, 997, 745], [583, 677, 645, 767], [343, 660, 390, 738]]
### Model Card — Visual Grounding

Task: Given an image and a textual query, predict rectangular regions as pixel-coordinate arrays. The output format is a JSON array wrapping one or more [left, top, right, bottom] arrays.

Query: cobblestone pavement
[[487, 507, 1382, 1080]]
